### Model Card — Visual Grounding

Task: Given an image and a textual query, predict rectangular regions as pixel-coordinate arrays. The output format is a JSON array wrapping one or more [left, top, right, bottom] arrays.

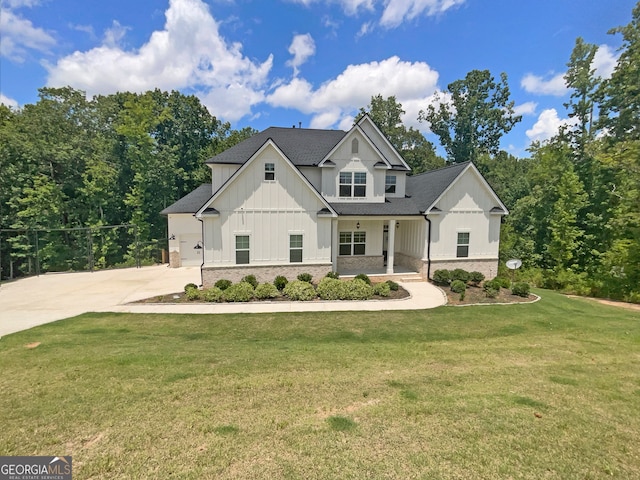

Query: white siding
[[210, 164, 241, 193], [429, 168, 501, 261], [203, 144, 332, 266], [167, 214, 202, 266], [396, 219, 427, 258]]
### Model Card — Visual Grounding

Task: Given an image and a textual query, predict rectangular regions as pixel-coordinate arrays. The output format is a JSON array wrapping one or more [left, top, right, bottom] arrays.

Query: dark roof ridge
[[410, 160, 471, 178]]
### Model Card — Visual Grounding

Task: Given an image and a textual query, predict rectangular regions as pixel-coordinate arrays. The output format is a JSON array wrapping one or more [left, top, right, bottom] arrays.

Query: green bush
[[511, 282, 530, 297], [255, 282, 279, 299], [325, 271, 340, 279], [373, 282, 391, 297], [494, 276, 511, 289], [283, 280, 316, 301], [344, 278, 374, 300], [354, 273, 371, 285], [297, 272, 313, 283], [241, 274, 258, 289], [184, 283, 198, 293], [317, 277, 347, 300], [273, 275, 289, 291], [386, 280, 399, 291], [203, 287, 224, 302], [432, 269, 451, 285], [451, 268, 470, 283], [483, 279, 500, 298], [468, 271, 485, 286], [222, 282, 255, 302], [451, 279, 467, 294], [214, 279, 232, 291], [185, 287, 201, 300]]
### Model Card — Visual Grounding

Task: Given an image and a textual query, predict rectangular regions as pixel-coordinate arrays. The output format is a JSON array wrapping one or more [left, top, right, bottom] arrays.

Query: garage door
[[179, 234, 203, 266]]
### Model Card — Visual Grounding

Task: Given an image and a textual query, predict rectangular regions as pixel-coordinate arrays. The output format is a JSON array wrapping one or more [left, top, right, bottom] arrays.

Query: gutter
[[197, 215, 205, 287], [423, 214, 432, 280]]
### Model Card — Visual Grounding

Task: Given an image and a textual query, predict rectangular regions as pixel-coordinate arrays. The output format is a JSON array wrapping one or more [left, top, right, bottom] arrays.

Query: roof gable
[[197, 138, 337, 217], [160, 184, 211, 215]]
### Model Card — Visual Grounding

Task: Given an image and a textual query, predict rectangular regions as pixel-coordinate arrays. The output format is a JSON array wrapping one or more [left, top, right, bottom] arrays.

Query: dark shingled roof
[[406, 162, 470, 212], [206, 127, 347, 167], [160, 184, 211, 215], [330, 197, 422, 216]]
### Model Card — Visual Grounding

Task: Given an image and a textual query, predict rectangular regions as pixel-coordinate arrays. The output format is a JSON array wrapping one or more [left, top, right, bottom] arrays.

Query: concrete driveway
[[0, 266, 446, 337]]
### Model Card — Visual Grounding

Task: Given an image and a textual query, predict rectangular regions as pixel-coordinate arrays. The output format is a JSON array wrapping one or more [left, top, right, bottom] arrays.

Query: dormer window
[[339, 172, 366, 198], [351, 138, 359, 154], [265, 163, 275, 181], [385, 175, 396, 194]]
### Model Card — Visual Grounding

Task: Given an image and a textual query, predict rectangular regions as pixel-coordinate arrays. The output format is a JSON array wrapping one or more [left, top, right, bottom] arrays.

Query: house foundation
[[202, 263, 333, 287]]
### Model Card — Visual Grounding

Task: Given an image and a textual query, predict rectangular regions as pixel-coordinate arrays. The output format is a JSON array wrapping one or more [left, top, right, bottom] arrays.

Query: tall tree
[[356, 94, 444, 173], [419, 70, 521, 163]]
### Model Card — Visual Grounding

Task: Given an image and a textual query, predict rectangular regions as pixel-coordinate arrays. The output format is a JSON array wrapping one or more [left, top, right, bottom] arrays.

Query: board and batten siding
[[210, 164, 241, 193], [202, 144, 332, 266], [429, 168, 501, 261]]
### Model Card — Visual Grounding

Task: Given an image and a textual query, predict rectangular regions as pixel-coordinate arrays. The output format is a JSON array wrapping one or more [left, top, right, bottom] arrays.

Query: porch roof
[[330, 197, 422, 216]]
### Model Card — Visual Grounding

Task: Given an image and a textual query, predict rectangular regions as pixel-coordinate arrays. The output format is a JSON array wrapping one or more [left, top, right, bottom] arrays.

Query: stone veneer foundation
[[201, 263, 333, 287]]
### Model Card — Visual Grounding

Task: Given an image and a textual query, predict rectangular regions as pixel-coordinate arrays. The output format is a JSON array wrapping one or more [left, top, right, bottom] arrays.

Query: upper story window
[[351, 138, 359, 154], [339, 172, 367, 198], [457, 232, 470, 258], [385, 175, 397, 194], [265, 163, 275, 181]]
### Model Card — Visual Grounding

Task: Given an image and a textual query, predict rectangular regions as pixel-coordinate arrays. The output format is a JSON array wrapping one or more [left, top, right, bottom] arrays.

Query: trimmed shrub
[[223, 282, 255, 302], [483, 279, 500, 298], [203, 287, 224, 302], [317, 277, 347, 300], [386, 280, 399, 291], [325, 271, 340, 279], [241, 274, 258, 289], [451, 268, 470, 283], [468, 271, 485, 286], [214, 279, 232, 291], [511, 282, 531, 297], [283, 280, 316, 301], [255, 282, 279, 299], [184, 283, 198, 293], [297, 272, 313, 283], [354, 273, 371, 285], [185, 287, 201, 301], [273, 275, 288, 291], [344, 278, 375, 300], [451, 279, 467, 294], [432, 269, 451, 285], [373, 282, 391, 297], [494, 276, 511, 289]]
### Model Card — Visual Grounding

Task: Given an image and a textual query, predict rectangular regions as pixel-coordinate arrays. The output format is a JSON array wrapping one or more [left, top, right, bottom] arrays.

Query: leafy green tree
[[419, 70, 521, 163], [357, 94, 444, 173]]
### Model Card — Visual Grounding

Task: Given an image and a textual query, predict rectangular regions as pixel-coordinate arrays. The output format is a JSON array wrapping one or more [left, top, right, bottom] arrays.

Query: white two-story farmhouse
[[161, 115, 508, 286]]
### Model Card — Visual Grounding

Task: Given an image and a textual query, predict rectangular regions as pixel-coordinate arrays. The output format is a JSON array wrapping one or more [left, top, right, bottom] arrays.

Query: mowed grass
[[1, 290, 639, 479]]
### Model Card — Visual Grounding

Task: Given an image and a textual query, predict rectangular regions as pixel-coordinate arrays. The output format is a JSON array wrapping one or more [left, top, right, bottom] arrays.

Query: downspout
[[197, 215, 205, 287], [423, 214, 432, 280]]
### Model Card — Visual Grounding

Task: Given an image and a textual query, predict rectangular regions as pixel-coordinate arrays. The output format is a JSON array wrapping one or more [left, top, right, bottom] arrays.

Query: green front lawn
[[1, 290, 639, 479]]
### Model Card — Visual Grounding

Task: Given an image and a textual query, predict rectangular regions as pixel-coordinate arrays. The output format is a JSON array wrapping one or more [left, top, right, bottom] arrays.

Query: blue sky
[[1, 0, 637, 157]]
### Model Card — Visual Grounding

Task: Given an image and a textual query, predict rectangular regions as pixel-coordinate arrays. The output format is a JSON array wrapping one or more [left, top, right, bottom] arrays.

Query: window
[[290, 234, 303, 263], [385, 175, 397, 194], [339, 231, 366, 256], [339, 172, 367, 198], [265, 163, 275, 181], [235, 235, 250, 264], [457, 232, 469, 258], [351, 138, 359, 154]]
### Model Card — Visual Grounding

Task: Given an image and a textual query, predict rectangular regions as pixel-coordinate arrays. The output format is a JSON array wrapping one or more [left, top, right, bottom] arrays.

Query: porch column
[[386, 219, 396, 274], [331, 218, 338, 272]]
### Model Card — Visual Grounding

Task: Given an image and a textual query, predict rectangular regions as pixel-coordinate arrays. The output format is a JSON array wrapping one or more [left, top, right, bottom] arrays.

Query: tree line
[[0, 88, 255, 274]]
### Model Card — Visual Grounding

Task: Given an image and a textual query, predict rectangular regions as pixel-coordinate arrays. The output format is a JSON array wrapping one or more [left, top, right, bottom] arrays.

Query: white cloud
[[288, 0, 464, 28], [593, 44, 618, 79], [45, 0, 273, 122], [103, 20, 130, 48], [521, 72, 567, 96], [286, 33, 315, 76], [0, 92, 19, 108], [513, 101, 537, 117], [380, 0, 466, 28], [266, 56, 439, 129], [526, 108, 577, 142], [0, 6, 56, 61]]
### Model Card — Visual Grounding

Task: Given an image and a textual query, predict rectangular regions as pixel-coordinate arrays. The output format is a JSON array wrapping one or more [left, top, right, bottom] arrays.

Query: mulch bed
[[443, 284, 537, 306]]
